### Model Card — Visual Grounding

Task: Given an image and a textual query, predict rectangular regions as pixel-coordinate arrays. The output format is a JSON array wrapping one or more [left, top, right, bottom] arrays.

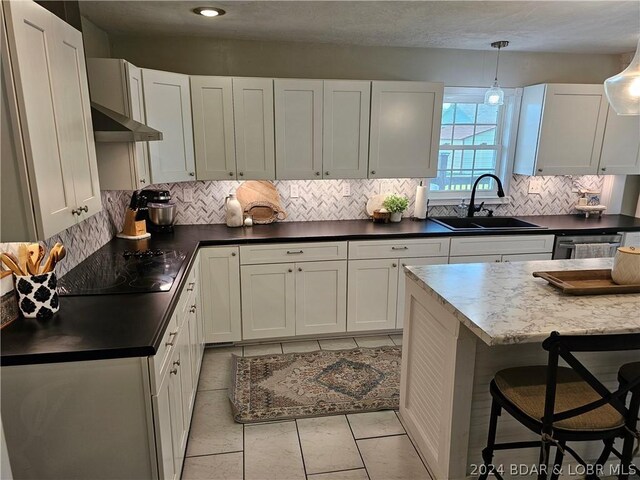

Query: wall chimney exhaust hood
[[91, 102, 163, 142]]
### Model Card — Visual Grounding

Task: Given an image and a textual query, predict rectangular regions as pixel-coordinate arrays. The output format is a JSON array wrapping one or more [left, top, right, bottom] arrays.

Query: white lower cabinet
[[449, 235, 555, 265], [200, 247, 242, 343], [241, 263, 297, 340], [347, 259, 399, 332], [295, 261, 347, 336]]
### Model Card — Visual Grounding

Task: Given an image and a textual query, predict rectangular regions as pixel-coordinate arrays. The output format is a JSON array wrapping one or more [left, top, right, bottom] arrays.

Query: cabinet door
[[176, 327, 192, 455], [536, 84, 608, 175], [152, 371, 177, 480], [127, 63, 151, 187], [200, 247, 241, 343], [323, 80, 370, 179], [241, 263, 296, 340], [191, 76, 237, 180], [167, 350, 184, 478], [448, 255, 502, 264], [233, 78, 275, 180], [4, 1, 84, 237], [369, 81, 443, 178], [396, 257, 448, 329], [599, 106, 640, 175], [143, 69, 195, 183], [295, 260, 347, 335], [347, 259, 399, 332], [274, 79, 323, 179]]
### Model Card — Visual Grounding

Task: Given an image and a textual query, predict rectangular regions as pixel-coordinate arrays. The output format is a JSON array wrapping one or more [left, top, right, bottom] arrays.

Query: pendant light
[[604, 39, 640, 115], [484, 41, 509, 106]]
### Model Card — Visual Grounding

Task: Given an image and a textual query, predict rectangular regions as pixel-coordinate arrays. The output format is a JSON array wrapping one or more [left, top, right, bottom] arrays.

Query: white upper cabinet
[[3, 0, 101, 239], [369, 81, 444, 179], [190, 76, 237, 180], [513, 84, 620, 176], [142, 69, 196, 183], [323, 80, 370, 179], [87, 59, 151, 189], [232, 78, 276, 180], [275, 79, 324, 179], [599, 107, 640, 175]]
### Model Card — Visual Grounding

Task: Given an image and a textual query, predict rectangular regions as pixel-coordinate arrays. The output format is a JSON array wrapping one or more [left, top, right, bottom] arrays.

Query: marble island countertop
[[405, 258, 640, 346]]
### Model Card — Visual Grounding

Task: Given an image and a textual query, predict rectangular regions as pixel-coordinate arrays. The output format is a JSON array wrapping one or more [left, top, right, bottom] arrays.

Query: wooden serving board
[[532, 269, 640, 295]]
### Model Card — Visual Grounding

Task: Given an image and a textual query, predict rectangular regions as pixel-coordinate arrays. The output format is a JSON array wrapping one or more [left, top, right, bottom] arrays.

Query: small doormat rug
[[230, 346, 401, 423]]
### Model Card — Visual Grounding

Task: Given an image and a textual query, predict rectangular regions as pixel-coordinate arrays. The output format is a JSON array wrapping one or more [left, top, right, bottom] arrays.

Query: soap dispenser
[[225, 193, 243, 227]]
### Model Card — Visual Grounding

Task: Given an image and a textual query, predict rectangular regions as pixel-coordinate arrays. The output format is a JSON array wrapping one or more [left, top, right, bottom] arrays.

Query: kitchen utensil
[[612, 246, 640, 285], [533, 269, 640, 295], [18, 244, 30, 275], [225, 194, 244, 227], [147, 203, 177, 226], [40, 243, 63, 274], [1, 253, 24, 276]]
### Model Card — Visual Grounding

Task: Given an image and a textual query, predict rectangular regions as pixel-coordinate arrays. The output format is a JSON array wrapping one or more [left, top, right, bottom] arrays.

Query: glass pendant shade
[[604, 40, 640, 115], [484, 81, 505, 106]]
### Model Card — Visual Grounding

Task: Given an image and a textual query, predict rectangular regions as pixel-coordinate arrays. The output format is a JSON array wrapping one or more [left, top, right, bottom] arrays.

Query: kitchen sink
[[431, 217, 546, 231]]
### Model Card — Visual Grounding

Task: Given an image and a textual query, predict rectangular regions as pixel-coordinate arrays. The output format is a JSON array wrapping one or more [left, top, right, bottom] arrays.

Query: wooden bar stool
[[618, 362, 640, 479], [478, 332, 640, 480]]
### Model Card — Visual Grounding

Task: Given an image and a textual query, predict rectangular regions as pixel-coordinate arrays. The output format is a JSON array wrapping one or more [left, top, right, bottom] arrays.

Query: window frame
[[429, 87, 521, 204]]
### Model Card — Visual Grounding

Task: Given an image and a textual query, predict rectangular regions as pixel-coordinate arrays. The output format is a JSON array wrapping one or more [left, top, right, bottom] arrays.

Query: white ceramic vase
[[389, 212, 403, 223], [225, 194, 244, 228], [611, 246, 640, 285]]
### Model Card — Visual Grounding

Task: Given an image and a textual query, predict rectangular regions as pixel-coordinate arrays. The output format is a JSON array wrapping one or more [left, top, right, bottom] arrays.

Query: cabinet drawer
[[348, 238, 450, 260], [149, 312, 180, 395], [501, 253, 552, 262], [240, 242, 347, 264], [449, 235, 554, 256]]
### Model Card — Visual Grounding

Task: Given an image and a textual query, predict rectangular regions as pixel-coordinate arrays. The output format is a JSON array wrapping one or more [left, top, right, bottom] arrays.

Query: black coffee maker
[[138, 189, 174, 233]]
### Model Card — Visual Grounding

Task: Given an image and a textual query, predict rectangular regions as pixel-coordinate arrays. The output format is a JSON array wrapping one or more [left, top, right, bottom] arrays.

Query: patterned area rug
[[230, 346, 401, 423]]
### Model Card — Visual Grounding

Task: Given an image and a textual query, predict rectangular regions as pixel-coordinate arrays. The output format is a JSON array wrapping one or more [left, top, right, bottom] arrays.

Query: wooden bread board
[[533, 269, 640, 295]]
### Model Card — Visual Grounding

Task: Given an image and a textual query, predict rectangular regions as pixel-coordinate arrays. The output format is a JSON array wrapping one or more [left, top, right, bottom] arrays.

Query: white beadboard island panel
[[399, 258, 639, 479]]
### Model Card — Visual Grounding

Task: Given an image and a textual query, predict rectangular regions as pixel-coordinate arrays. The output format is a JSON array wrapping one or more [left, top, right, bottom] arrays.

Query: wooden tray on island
[[533, 269, 640, 295]]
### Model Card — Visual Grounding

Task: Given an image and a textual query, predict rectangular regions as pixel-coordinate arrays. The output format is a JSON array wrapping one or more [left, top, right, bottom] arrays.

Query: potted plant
[[382, 194, 409, 223]]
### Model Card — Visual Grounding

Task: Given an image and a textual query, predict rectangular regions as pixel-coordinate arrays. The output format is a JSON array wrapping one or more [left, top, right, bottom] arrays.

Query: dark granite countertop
[[2, 214, 639, 366]]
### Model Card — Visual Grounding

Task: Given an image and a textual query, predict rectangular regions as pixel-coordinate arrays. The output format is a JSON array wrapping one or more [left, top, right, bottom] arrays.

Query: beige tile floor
[[182, 335, 432, 480]]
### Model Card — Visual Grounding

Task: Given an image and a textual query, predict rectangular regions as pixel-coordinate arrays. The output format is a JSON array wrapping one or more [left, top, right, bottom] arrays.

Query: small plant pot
[[14, 272, 59, 320], [389, 212, 403, 223]]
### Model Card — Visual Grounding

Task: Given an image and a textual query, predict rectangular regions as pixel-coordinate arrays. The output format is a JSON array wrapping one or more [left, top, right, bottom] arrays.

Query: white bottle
[[225, 193, 243, 227]]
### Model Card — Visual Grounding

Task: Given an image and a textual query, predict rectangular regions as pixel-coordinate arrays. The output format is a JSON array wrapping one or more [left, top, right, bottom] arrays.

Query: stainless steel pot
[[147, 203, 176, 226]]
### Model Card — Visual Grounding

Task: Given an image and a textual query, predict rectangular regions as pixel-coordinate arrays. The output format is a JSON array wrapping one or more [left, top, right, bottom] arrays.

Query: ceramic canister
[[611, 246, 640, 285], [14, 272, 60, 319]]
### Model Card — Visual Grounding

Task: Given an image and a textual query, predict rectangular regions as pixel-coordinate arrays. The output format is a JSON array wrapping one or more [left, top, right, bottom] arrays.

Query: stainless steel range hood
[[91, 102, 163, 143]]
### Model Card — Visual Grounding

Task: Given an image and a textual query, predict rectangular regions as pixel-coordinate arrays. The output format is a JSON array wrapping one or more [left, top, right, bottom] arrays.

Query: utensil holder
[[15, 272, 59, 319]]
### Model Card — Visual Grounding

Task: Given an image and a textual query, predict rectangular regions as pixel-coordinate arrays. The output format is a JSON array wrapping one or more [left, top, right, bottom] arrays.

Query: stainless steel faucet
[[467, 174, 505, 217]]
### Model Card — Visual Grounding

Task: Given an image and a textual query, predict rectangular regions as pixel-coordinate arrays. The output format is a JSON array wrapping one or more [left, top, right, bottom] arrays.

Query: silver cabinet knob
[[315, 171, 320, 176], [402, 263, 406, 267], [288, 268, 293, 273], [392, 263, 397, 268], [325, 171, 329, 176], [298, 267, 302, 272], [82, 205, 88, 212], [537, 168, 543, 173], [231, 252, 237, 256], [173, 360, 180, 366], [371, 170, 376, 175], [140, 179, 146, 184], [189, 172, 195, 176], [229, 172, 234, 177], [170, 368, 178, 375], [190, 305, 196, 313], [601, 167, 607, 172], [239, 172, 244, 177]]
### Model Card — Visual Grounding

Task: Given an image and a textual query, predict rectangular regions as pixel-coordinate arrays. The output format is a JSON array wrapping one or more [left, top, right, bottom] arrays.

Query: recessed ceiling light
[[193, 7, 225, 17]]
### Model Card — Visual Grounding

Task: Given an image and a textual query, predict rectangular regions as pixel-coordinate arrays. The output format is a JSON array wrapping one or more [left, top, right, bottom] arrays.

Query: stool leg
[[620, 390, 640, 480], [479, 399, 502, 480], [595, 438, 614, 467], [537, 441, 551, 480]]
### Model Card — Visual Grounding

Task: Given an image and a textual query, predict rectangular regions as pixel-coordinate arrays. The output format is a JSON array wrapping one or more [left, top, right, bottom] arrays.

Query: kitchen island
[[399, 258, 640, 480]]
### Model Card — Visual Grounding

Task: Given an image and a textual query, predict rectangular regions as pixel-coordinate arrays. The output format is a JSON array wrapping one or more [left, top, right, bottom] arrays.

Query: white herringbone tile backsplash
[[2, 174, 600, 277]]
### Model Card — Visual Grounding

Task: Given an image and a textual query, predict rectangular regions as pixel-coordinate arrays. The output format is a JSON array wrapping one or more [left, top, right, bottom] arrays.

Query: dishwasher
[[553, 234, 623, 259]]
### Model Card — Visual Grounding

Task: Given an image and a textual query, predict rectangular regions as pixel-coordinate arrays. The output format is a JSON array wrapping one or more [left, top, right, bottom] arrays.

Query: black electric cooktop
[[58, 249, 187, 296]]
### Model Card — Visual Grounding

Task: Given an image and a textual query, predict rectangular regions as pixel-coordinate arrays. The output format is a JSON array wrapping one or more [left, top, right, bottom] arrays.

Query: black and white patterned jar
[[14, 272, 59, 320]]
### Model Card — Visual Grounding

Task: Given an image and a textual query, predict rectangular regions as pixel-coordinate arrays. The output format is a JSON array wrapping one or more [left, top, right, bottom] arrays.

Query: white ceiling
[[80, 1, 640, 54]]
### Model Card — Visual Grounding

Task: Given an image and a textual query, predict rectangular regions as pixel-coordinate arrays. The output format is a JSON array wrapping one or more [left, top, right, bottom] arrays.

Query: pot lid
[[618, 246, 640, 255]]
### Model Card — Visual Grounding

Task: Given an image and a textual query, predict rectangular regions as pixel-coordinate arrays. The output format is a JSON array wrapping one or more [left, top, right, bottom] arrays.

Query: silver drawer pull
[[165, 331, 178, 346], [187, 282, 195, 291], [391, 246, 408, 250], [286, 250, 304, 255]]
